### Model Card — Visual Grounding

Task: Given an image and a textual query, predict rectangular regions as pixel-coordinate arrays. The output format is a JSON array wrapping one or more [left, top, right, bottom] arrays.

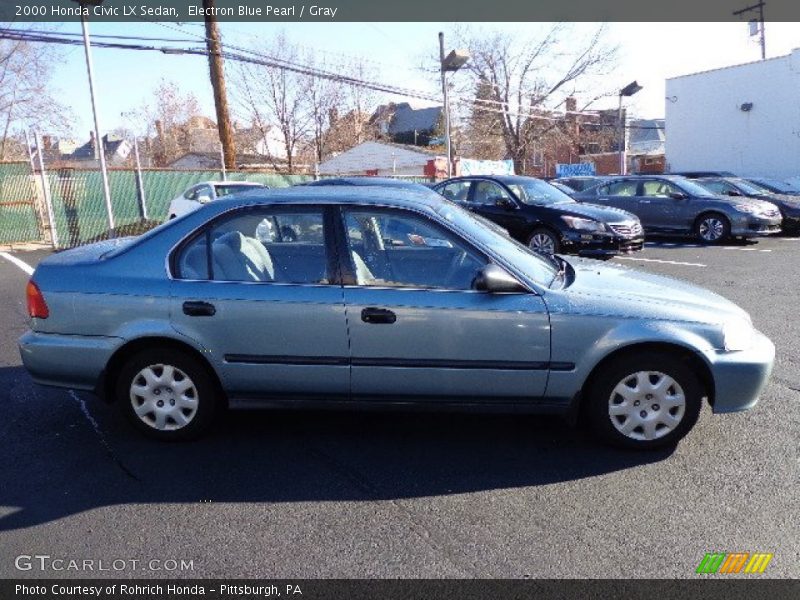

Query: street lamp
[[71, 0, 115, 233], [439, 33, 469, 177], [617, 80, 643, 175]]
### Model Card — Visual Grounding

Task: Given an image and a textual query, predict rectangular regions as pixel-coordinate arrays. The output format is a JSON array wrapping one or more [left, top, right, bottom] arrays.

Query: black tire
[[528, 227, 561, 254], [115, 348, 218, 441], [695, 212, 731, 244], [585, 352, 703, 450]]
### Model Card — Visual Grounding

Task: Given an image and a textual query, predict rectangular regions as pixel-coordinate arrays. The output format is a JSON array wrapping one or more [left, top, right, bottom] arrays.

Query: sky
[[39, 21, 800, 140]]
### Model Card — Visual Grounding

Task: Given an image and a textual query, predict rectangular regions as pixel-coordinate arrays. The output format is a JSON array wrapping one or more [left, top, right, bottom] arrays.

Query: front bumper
[[561, 231, 644, 257], [730, 215, 782, 237], [18, 330, 120, 391], [704, 330, 775, 413]]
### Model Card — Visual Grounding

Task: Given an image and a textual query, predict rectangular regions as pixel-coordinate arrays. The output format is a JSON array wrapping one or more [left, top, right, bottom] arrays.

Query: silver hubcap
[[529, 233, 556, 254], [699, 218, 725, 241], [130, 364, 199, 431], [608, 371, 686, 441]]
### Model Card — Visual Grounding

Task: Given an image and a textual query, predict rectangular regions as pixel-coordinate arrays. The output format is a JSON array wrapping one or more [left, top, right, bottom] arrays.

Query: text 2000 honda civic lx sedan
[[19, 188, 775, 449]]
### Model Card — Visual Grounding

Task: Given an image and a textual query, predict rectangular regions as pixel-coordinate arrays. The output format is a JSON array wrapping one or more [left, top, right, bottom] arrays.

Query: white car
[[167, 181, 269, 219]]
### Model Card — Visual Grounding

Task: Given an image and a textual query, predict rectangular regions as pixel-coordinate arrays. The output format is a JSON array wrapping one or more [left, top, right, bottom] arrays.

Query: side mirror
[[196, 194, 212, 204], [472, 264, 527, 294], [493, 196, 515, 210], [669, 192, 688, 200]]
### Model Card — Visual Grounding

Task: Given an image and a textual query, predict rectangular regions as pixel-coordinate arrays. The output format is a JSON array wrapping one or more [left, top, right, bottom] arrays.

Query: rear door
[[170, 205, 350, 402], [339, 206, 550, 402], [592, 180, 642, 215]]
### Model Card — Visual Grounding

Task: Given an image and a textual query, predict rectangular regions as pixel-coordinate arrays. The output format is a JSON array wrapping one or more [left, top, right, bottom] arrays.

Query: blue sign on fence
[[555, 163, 596, 178]]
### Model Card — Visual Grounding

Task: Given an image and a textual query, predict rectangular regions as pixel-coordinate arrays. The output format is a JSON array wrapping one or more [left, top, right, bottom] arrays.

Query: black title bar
[[3, 0, 800, 22]]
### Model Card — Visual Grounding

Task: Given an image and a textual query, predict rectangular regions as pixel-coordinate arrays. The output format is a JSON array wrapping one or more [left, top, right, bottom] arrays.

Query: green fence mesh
[[0, 162, 41, 245]]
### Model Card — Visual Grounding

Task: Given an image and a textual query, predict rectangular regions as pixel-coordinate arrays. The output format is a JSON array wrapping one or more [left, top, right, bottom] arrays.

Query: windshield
[[730, 179, 771, 196], [215, 183, 265, 197], [753, 178, 800, 194], [506, 179, 576, 205], [675, 178, 718, 198], [434, 202, 558, 287]]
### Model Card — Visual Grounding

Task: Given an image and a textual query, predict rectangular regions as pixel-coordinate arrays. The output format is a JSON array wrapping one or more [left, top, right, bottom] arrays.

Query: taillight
[[26, 280, 49, 319]]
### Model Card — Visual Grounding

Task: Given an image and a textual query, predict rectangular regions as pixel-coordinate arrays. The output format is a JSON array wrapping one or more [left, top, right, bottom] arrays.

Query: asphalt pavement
[[0, 236, 797, 579]]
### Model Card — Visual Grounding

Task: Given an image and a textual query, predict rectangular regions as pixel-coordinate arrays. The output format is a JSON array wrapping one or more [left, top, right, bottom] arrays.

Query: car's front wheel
[[586, 353, 703, 449], [528, 228, 560, 254], [116, 349, 218, 441], [696, 213, 731, 243]]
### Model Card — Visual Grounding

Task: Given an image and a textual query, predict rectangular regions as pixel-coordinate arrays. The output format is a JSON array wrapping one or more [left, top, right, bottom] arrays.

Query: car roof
[[211, 181, 265, 186], [209, 185, 443, 210], [438, 175, 544, 185], [301, 177, 427, 188]]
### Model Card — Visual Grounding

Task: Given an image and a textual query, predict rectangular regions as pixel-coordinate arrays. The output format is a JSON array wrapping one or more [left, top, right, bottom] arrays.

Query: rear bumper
[[705, 330, 775, 413], [18, 330, 120, 391]]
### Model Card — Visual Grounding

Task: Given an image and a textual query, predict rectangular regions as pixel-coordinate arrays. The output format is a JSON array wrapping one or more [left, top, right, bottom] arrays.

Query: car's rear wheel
[[696, 213, 731, 243], [586, 353, 703, 449], [116, 349, 217, 441], [528, 228, 560, 254]]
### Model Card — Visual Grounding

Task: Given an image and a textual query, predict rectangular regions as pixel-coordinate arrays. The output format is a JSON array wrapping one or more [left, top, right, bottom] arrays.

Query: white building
[[665, 48, 800, 180], [317, 141, 445, 177]]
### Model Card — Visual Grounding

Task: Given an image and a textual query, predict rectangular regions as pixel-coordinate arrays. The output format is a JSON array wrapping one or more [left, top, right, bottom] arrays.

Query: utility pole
[[438, 33, 451, 177], [438, 33, 469, 179], [202, 0, 237, 171], [734, 1, 766, 60], [72, 0, 114, 234]]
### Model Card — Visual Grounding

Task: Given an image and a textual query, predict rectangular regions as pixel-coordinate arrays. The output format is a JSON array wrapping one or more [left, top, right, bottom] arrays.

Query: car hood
[[550, 257, 748, 325], [549, 201, 635, 223]]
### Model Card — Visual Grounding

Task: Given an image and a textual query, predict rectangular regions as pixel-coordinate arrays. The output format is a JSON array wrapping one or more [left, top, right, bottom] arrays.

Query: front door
[[170, 205, 350, 401], [339, 207, 551, 402], [468, 180, 530, 239], [638, 179, 692, 232]]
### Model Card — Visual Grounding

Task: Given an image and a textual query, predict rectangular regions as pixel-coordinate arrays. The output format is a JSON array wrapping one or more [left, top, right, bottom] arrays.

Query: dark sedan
[[432, 175, 643, 256], [574, 175, 782, 243], [745, 177, 800, 197], [695, 177, 800, 233]]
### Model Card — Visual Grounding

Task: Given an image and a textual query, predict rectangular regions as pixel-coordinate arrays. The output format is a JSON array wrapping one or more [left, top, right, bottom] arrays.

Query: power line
[[0, 27, 666, 129]]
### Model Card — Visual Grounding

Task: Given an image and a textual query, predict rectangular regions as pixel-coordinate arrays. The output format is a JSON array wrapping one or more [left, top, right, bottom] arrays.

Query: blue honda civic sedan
[[19, 188, 775, 449]]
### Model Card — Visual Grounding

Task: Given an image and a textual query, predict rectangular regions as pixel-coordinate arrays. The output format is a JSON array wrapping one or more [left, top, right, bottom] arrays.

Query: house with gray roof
[[372, 102, 444, 146]]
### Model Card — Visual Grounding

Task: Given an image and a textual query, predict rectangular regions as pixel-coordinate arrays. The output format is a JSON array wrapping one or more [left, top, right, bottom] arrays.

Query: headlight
[[734, 204, 758, 214], [722, 317, 754, 351], [561, 216, 605, 232]]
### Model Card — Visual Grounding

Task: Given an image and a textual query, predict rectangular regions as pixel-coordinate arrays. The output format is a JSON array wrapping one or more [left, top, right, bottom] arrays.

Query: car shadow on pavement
[[0, 367, 674, 531]]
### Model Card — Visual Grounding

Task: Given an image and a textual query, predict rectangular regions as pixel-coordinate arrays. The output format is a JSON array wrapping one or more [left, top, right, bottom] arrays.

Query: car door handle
[[183, 301, 216, 317], [640, 200, 651, 203], [361, 307, 396, 324]]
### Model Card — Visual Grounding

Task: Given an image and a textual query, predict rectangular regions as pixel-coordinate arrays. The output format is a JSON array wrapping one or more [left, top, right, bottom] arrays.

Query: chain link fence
[[0, 160, 317, 248]]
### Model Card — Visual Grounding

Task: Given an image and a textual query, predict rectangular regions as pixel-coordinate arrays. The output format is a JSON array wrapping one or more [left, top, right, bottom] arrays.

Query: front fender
[[545, 313, 716, 403]]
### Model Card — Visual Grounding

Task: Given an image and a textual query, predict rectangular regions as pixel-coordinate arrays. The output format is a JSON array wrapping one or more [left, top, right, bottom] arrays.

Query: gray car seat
[[212, 231, 275, 282]]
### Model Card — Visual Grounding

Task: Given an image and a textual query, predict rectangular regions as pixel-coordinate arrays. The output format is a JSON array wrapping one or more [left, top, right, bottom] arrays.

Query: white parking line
[[0, 251, 34, 275], [616, 257, 706, 267], [721, 247, 772, 252]]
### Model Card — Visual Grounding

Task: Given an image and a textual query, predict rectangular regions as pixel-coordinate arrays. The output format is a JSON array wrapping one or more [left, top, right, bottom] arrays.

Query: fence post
[[219, 144, 227, 181], [132, 135, 148, 220], [33, 131, 59, 249]]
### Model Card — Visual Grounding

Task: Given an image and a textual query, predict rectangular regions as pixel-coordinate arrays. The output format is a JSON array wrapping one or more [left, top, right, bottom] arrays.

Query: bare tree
[[304, 52, 341, 165], [453, 25, 618, 173], [0, 30, 73, 160], [231, 33, 312, 173], [132, 78, 203, 166]]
